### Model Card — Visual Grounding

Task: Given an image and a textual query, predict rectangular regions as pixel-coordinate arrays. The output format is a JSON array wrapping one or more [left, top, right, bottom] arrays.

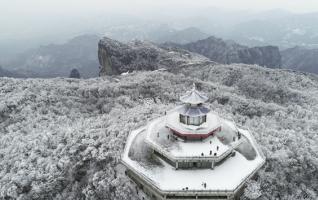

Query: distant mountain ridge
[[163, 36, 282, 68], [154, 27, 209, 44], [4, 32, 318, 79], [98, 36, 285, 76], [99, 34, 318, 76], [104, 25, 209, 44], [281, 46, 318, 74], [0, 66, 23, 78], [228, 12, 318, 49], [97, 9, 318, 49], [5, 35, 100, 78]]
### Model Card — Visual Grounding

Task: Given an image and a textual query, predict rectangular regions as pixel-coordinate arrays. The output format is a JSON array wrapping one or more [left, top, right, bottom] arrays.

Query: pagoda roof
[[177, 104, 210, 117], [166, 112, 221, 135], [180, 84, 208, 104]]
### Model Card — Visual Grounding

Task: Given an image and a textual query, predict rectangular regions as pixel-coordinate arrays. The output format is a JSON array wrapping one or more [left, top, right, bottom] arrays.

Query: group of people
[[199, 144, 219, 157]]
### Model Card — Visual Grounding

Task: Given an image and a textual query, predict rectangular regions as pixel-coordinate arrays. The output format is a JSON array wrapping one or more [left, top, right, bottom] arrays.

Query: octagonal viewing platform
[[121, 84, 265, 200], [145, 116, 243, 169], [122, 126, 265, 199]]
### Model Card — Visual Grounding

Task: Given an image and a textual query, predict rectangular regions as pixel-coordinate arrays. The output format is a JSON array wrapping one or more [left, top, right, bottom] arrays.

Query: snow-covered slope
[[0, 64, 317, 199]]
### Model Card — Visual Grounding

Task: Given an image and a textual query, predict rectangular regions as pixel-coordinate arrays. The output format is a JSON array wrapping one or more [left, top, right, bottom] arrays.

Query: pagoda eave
[[170, 127, 221, 140]]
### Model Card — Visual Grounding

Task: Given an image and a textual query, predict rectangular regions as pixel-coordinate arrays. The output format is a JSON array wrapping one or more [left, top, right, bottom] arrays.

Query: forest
[[0, 63, 317, 199]]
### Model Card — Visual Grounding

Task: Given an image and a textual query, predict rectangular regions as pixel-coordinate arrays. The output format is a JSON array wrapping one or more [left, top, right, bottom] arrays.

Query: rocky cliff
[[165, 36, 282, 68], [98, 37, 209, 76], [282, 46, 318, 74]]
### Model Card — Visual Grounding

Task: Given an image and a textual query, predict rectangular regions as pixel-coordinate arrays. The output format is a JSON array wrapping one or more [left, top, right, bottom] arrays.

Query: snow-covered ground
[[0, 63, 318, 199]]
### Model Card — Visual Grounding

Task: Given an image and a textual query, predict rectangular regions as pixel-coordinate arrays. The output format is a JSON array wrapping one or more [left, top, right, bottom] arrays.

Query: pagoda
[[167, 83, 220, 141], [122, 84, 265, 200]]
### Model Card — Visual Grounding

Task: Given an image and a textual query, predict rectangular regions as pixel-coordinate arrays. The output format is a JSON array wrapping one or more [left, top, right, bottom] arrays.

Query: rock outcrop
[[281, 46, 318, 74], [69, 68, 81, 79], [165, 36, 282, 68], [98, 37, 209, 76]]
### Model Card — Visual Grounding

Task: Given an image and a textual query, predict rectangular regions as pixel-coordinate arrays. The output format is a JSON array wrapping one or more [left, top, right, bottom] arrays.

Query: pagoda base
[[125, 169, 242, 200]]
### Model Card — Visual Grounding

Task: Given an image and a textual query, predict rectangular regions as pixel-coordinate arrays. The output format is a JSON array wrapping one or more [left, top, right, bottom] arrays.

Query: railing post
[[211, 161, 215, 169]]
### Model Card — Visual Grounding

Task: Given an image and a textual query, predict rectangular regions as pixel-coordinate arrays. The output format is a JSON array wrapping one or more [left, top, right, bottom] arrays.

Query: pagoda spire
[[192, 82, 196, 91], [180, 83, 208, 105]]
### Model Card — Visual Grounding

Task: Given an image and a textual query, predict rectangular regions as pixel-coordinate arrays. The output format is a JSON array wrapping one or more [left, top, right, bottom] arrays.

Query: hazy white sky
[[1, 0, 318, 53], [2, 0, 318, 14], [1, 0, 318, 43]]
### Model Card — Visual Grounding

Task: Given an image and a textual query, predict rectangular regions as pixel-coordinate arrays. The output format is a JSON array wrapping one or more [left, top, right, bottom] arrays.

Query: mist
[[1, 0, 318, 62], [2, 0, 318, 41]]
